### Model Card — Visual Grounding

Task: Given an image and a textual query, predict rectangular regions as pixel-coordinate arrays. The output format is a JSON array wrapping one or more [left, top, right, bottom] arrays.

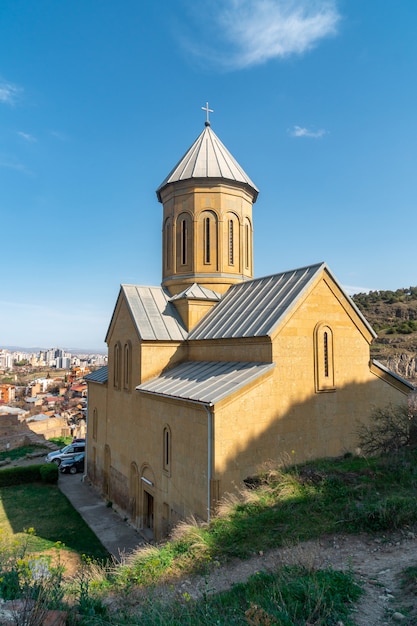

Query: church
[[86, 111, 413, 540]]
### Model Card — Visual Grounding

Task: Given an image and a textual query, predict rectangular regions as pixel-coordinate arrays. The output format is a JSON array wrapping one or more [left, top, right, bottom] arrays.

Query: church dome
[[156, 123, 259, 202]]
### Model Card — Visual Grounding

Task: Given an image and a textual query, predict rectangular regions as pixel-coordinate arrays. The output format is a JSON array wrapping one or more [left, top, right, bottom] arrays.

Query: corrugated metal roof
[[85, 366, 108, 384], [156, 125, 258, 202], [169, 283, 221, 302], [136, 360, 274, 405], [122, 285, 188, 341], [188, 263, 326, 340]]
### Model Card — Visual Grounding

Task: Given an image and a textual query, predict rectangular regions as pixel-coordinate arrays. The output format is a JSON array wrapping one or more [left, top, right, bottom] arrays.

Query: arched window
[[163, 425, 171, 474], [228, 220, 234, 265], [226, 213, 240, 269], [244, 218, 252, 271], [181, 218, 187, 265], [123, 341, 132, 391], [314, 323, 335, 392], [204, 217, 211, 264], [164, 218, 172, 271], [176, 213, 193, 271], [200, 210, 218, 268], [113, 342, 121, 390]]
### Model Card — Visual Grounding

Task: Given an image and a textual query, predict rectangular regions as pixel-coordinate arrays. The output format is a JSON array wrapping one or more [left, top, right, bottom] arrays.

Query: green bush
[[0, 464, 57, 487], [40, 463, 59, 484]]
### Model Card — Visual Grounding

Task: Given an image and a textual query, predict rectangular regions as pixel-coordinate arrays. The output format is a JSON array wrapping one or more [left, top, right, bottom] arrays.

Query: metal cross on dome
[[201, 102, 214, 126]]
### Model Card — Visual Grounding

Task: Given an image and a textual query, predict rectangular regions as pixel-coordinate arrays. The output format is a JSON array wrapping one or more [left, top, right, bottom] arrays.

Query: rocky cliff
[[352, 287, 417, 385]]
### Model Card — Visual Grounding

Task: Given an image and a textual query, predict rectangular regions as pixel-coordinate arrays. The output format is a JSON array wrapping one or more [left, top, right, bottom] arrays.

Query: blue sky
[[1, 0, 416, 350]]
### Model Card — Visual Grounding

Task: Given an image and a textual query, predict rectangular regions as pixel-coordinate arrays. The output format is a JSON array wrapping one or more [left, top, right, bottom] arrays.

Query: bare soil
[[142, 530, 417, 626]]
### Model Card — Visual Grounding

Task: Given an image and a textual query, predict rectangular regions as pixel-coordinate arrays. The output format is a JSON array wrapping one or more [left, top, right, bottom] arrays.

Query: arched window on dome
[[200, 210, 218, 268], [228, 220, 234, 265], [226, 213, 240, 270], [244, 217, 252, 271], [204, 217, 211, 264], [176, 213, 193, 271], [163, 218, 172, 271]]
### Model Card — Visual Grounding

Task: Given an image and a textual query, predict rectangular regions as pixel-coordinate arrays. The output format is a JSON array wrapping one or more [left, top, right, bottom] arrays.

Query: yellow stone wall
[[160, 180, 255, 295], [87, 271, 410, 540]]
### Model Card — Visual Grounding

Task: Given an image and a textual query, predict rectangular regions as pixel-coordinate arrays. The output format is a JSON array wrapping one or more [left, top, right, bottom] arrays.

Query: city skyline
[[1, 1, 416, 349]]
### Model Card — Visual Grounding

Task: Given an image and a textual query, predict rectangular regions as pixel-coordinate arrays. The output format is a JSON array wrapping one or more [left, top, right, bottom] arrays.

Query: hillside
[[352, 287, 417, 384]]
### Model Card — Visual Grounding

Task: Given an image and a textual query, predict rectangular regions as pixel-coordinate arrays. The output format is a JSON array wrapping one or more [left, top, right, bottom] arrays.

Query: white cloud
[[343, 285, 371, 296], [50, 130, 69, 141], [290, 125, 327, 138], [17, 131, 37, 142], [0, 159, 32, 174], [182, 0, 340, 69], [0, 80, 21, 105]]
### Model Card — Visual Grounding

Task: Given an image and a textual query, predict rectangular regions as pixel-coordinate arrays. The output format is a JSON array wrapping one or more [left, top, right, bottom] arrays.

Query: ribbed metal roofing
[[122, 285, 188, 341], [156, 125, 259, 202], [85, 366, 108, 384], [169, 283, 221, 302], [188, 263, 324, 340], [136, 360, 274, 405], [188, 262, 376, 341]]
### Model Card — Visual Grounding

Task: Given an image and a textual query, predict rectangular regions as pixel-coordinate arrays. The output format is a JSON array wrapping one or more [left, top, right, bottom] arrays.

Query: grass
[[0, 482, 109, 559], [109, 449, 417, 590], [3, 447, 417, 623], [107, 567, 362, 625], [0, 444, 49, 463], [49, 436, 73, 447]]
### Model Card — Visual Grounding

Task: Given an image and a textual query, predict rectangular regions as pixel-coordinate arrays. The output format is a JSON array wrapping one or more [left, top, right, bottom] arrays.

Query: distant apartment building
[[0, 384, 16, 403], [0, 350, 13, 370], [55, 356, 71, 369]]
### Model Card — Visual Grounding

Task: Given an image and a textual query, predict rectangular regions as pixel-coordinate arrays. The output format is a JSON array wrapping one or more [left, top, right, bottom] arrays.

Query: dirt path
[[165, 531, 417, 625]]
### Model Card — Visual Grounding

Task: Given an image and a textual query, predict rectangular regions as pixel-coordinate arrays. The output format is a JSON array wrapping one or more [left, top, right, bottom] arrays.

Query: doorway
[[144, 491, 154, 531]]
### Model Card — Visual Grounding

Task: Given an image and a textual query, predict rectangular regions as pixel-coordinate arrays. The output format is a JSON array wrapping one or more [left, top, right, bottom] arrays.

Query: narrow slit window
[[163, 426, 171, 473], [245, 223, 249, 269], [228, 220, 234, 265], [113, 342, 121, 389], [204, 217, 210, 264], [314, 324, 335, 392], [123, 341, 131, 391], [181, 219, 187, 265], [166, 221, 172, 270]]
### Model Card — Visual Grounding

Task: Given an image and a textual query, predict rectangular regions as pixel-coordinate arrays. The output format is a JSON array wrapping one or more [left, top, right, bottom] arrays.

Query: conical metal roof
[[156, 123, 259, 202]]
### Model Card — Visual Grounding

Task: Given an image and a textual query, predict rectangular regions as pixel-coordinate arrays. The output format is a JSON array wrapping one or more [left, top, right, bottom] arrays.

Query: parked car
[[60, 452, 85, 474], [45, 441, 85, 466]]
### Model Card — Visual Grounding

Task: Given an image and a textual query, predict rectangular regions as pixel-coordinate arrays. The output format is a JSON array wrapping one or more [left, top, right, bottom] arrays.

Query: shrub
[[357, 404, 417, 456], [40, 463, 59, 484], [0, 464, 57, 486]]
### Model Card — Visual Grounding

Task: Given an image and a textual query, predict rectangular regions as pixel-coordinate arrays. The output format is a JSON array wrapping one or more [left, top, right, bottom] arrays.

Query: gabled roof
[[188, 262, 377, 340], [85, 366, 108, 384], [106, 285, 188, 343], [136, 360, 275, 405], [156, 124, 259, 202], [169, 283, 221, 302]]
